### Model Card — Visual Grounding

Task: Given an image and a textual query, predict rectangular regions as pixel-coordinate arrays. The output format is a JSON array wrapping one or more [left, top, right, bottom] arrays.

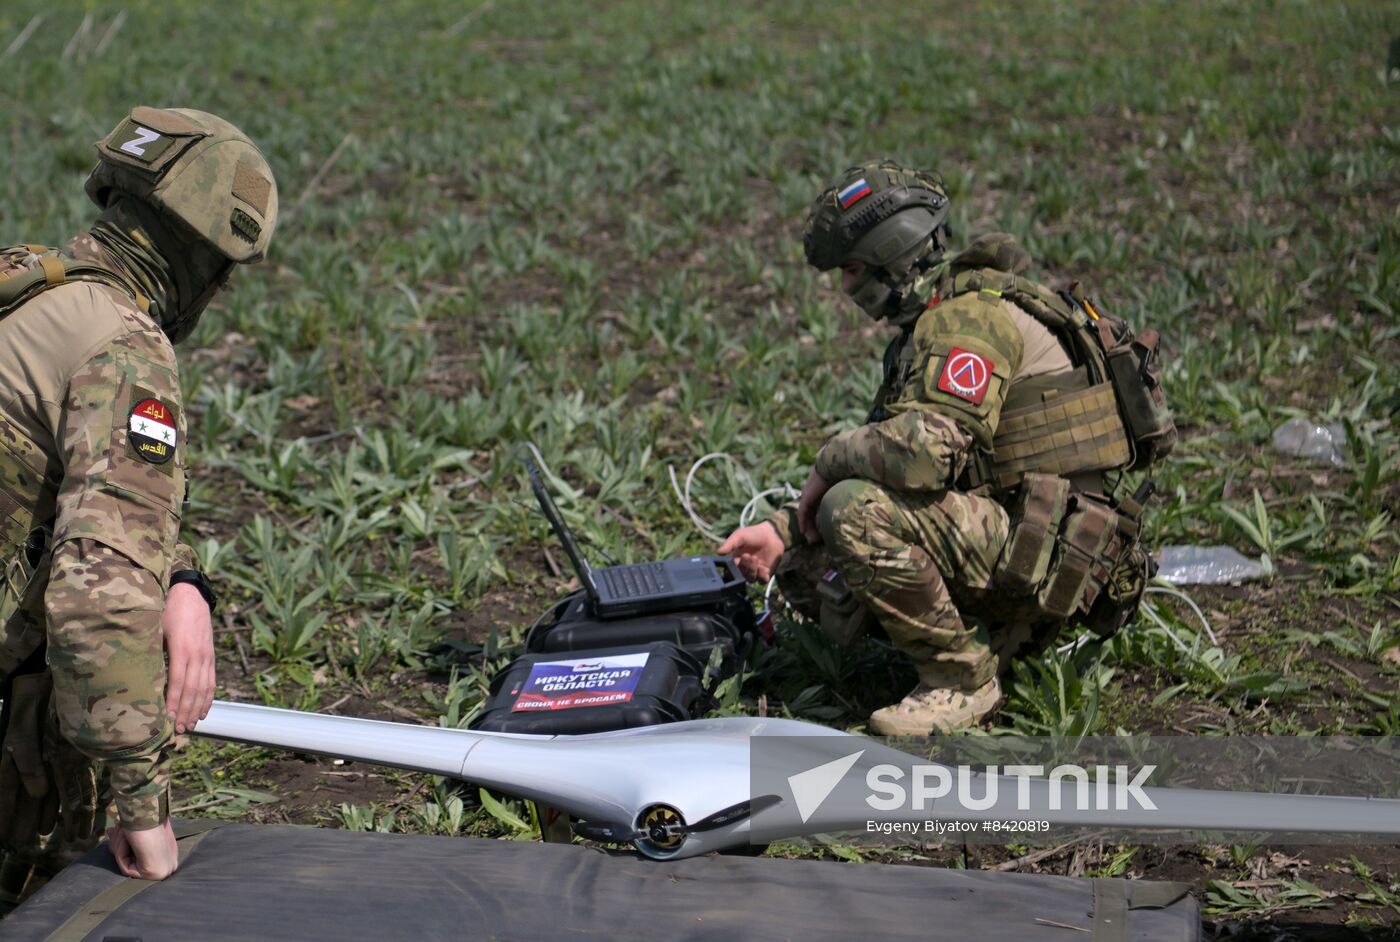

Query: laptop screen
[[526, 460, 601, 605]]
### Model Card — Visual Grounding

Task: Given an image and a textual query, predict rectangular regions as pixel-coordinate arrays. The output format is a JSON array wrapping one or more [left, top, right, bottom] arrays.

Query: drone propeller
[[689, 794, 783, 832], [574, 795, 784, 852]]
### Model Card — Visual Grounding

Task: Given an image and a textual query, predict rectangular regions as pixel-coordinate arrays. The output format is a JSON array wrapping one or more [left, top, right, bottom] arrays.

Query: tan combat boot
[[868, 676, 1002, 736]]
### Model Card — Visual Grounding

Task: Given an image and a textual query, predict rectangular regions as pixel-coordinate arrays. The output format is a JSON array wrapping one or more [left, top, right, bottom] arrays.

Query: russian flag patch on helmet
[[837, 178, 872, 208]]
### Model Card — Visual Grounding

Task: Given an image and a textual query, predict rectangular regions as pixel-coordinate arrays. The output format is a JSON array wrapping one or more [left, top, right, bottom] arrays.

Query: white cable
[[740, 484, 800, 528], [670, 452, 752, 541], [666, 453, 796, 621], [1055, 633, 1095, 656], [668, 463, 724, 542], [1054, 583, 1217, 656], [1143, 585, 1218, 646], [685, 452, 753, 534], [1139, 599, 1196, 656], [669, 452, 804, 543]]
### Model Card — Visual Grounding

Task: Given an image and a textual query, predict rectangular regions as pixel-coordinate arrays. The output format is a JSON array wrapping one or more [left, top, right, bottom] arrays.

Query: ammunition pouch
[[994, 482, 1147, 630], [1083, 541, 1155, 639], [994, 473, 1070, 595], [1036, 495, 1121, 620]]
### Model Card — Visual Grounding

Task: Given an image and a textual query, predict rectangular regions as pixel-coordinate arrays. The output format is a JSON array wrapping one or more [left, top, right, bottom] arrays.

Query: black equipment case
[[470, 641, 703, 735], [527, 591, 755, 672]]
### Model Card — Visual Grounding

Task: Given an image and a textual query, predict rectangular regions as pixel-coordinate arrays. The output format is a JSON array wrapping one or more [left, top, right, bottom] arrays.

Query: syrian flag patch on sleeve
[[936, 347, 994, 405], [128, 394, 179, 465]]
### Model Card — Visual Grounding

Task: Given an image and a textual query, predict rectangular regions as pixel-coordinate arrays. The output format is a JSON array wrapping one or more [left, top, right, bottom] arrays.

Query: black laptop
[[527, 460, 746, 619]]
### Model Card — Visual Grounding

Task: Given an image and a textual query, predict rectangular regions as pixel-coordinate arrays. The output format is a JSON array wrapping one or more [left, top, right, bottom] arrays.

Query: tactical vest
[[946, 267, 1176, 493], [868, 269, 1175, 494], [0, 245, 147, 674], [866, 245, 1176, 633], [937, 265, 1173, 634]]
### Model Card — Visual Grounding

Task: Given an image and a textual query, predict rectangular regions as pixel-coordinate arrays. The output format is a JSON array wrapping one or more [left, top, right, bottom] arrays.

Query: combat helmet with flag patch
[[85, 107, 278, 265], [803, 160, 951, 321]]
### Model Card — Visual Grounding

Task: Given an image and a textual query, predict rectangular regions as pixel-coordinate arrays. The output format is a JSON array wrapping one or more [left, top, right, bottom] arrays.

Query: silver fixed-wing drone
[[195, 700, 1400, 859]]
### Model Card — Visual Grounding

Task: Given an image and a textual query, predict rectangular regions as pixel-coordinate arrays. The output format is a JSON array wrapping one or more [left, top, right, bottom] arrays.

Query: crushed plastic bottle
[[1156, 545, 1273, 585], [1271, 418, 1348, 468]]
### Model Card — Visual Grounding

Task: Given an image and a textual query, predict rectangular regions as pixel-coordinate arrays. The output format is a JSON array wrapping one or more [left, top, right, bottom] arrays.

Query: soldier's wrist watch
[[169, 569, 217, 614]]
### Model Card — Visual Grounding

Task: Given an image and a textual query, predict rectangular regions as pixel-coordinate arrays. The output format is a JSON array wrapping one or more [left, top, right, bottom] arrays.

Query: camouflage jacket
[[767, 272, 1073, 547], [0, 235, 192, 829]]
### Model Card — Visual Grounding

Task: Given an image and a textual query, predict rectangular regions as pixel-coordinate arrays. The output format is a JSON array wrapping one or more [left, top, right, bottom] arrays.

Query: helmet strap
[[844, 268, 896, 321], [874, 266, 907, 314], [887, 259, 948, 328]]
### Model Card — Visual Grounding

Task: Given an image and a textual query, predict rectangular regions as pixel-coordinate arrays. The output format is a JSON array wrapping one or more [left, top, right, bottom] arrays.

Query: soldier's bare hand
[[107, 819, 179, 880], [718, 523, 785, 582], [796, 469, 833, 543], [162, 583, 215, 735]]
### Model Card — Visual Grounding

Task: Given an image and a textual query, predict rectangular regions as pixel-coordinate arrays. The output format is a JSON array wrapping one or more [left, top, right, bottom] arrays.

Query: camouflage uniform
[[0, 236, 189, 900], [755, 162, 1160, 733], [769, 267, 1075, 692], [0, 106, 276, 908]]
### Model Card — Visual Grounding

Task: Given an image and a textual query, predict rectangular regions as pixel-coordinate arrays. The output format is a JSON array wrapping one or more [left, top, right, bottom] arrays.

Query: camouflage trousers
[[0, 663, 105, 916], [776, 479, 1057, 690]]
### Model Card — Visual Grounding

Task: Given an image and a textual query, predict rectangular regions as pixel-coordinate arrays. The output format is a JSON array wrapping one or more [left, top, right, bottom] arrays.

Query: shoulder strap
[[947, 232, 1033, 276], [0, 246, 148, 321], [949, 267, 1109, 385]]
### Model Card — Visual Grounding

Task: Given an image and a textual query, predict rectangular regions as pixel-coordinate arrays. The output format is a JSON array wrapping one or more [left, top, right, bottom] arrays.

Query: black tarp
[[7, 822, 1200, 941]]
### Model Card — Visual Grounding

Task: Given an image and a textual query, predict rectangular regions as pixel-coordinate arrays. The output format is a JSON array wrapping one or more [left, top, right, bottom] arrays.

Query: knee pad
[[815, 479, 883, 551], [817, 479, 896, 592]]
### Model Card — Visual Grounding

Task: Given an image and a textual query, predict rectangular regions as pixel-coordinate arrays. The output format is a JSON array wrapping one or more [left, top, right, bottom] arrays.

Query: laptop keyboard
[[601, 563, 670, 599]]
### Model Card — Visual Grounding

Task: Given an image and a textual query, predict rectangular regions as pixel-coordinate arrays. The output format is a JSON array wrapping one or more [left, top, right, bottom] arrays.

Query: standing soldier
[[0, 107, 278, 908], [721, 161, 1167, 736]]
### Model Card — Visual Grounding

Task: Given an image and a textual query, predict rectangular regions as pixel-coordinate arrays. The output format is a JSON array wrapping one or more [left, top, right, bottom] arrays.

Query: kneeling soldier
[[722, 161, 1161, 735]]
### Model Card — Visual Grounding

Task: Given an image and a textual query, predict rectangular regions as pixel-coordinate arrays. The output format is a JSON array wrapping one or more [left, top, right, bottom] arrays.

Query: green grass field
[[5, 0, 1398, 935]]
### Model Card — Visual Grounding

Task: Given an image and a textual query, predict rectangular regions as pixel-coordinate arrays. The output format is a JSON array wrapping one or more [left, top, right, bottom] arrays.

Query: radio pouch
[[814, 569, 878, 648], [1105, 326, 1177, 470]]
